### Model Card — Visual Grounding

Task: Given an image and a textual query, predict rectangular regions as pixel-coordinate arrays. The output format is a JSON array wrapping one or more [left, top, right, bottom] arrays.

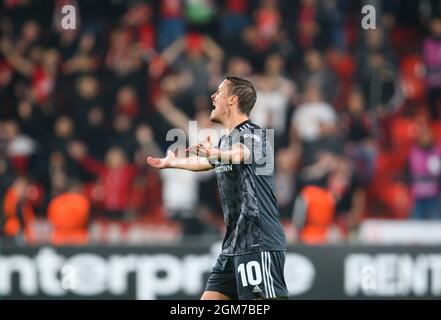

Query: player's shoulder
[[234, 122, 267, 148], [237, 120, 261, 132], [248, 121, 262, 131], [230, 120, 266, 144]]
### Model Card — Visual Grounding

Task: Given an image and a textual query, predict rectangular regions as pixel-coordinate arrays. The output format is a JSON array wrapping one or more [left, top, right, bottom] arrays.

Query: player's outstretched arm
[[187, 136, 251, 164], [146, 150, 213, 172]]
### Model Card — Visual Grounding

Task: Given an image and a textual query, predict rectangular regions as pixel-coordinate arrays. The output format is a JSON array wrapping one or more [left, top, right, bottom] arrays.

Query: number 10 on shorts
[[237, 261, 263, 287]]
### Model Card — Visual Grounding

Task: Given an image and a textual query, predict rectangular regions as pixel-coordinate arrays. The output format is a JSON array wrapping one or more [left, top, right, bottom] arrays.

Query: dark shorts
[[205, 250, 288, 300]]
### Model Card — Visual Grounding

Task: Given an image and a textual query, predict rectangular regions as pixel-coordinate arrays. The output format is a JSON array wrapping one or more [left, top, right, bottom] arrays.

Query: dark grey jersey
[[210, 120, 287, 255]]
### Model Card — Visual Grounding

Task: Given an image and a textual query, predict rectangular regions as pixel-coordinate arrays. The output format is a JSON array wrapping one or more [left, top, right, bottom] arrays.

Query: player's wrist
[[165, 158, 178, 168], [207, 148, 220, 161]]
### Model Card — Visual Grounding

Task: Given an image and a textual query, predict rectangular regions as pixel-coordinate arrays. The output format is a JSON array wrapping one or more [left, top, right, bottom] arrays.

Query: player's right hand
[[146, 150, 175, 169]]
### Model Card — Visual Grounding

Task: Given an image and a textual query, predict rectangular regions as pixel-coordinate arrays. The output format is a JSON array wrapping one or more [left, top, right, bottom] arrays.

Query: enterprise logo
[[215, 165, 233, 174]]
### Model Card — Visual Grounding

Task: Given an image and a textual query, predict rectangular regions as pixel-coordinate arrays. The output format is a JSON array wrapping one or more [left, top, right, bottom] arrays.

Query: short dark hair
[[225, 76, 257, 116]]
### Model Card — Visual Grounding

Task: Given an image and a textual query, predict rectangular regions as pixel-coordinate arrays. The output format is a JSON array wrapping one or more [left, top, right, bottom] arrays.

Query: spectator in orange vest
[[2, 176, 36, 244], [292, 185, 336, 244], [47, 191, 90, 245]]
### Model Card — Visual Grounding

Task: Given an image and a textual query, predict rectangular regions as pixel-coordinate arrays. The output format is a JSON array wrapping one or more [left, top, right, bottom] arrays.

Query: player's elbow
[[194, 158, 214, 171]]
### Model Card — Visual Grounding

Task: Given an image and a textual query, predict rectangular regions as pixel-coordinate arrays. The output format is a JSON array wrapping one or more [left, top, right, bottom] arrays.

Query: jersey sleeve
[[207, 157, 217, 167]]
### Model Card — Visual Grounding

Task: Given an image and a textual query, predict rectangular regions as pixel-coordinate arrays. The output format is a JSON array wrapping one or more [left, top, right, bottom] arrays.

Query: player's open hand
[[187, 136, 218, 159], [146, 150, 175, 169]]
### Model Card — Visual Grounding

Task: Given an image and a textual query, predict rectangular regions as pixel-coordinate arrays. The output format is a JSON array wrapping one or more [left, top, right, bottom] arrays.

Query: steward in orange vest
[[292, 185, 336, 244]]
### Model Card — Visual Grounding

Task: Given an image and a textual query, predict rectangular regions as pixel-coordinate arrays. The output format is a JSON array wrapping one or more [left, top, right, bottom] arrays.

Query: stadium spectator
[[16, 99, 50, 143], [129, 123, 164, 220], [114, 85, 140, 119], [68, 142, 137, 220], [47, 116, 80, 183], [291, 83, 337, 143], [219, 0, 250, 41], [105, 28, 143, 78], [50, 116, 76, 153], [408, 125, 441, 219], [226, 56, 253, 78], [423, 18, 441, 119], [296, 0, 331, 51], [356, 28, 395, 73], [48, 151, 71, 197], [251, 53, 296, 149], [275, 147, 301, 219], [0, 60, 14, 117], [121, 2, 156, 60], [63, 31, 100, 76], [292, 185, 336, 244], [342, 87, 377, 183], [2, 176, 36, 244], [73, 75, 101, 124], [184, 0, 217, 34], [328, 156, 365, 233], [159, 34, 224, 99], [356, 50, 401, 114], [2, 120, 36, 175], [0, 38, 60, 107], [160, 168, 201, 235], [0, 157, 15, 198], [79, 106, 108, 161], [297, 48, 339, 103], [109, 113, 138, 160], [158, 0, 186, 50], [254, 0, 282, 50], [47, 191, 90, 245], [15, 20, 42, 55]]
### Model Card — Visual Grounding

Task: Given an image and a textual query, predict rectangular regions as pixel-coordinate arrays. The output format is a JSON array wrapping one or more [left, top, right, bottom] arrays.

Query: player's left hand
[[187, 136, 218, 159]]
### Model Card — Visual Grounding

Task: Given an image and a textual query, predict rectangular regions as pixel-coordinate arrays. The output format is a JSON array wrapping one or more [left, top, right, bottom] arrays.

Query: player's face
[[210, 80, 230, 124]]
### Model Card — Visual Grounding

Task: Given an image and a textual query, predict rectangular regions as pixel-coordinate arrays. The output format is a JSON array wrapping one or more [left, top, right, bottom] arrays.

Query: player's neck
[[223, 115, 249, 134]]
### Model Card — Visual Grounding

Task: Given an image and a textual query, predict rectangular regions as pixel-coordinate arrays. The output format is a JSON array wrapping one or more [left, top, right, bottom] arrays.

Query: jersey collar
[[223, 119, 252, 139], [234, 119, 252, 132]]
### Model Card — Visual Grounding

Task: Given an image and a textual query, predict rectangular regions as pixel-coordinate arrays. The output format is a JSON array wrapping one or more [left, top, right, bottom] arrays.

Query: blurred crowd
[[1, 0, 441, 246]]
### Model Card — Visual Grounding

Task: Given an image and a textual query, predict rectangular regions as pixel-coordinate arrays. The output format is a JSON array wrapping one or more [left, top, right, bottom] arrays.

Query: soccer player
[[147, 76, 288, 300]]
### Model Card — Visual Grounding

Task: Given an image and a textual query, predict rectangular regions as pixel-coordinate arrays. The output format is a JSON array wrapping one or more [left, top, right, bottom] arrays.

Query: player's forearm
[[168, 156, 213, 171], [209, 145, 250, 164]]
